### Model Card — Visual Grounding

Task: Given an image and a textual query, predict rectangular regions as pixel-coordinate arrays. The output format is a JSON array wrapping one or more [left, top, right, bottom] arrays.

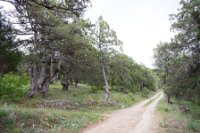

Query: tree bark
[[62, 82, 69, 91], [119, 77, 125, 92], [26, 62, 38, 98], [50, 60, 61, 83], [36, 55, 51, 98], [26, 28, 39, 98], [37, 55, 47, 91], [166, 94, 171, 103], [26, 62, 49, 98], [26, 56, 61, 98], [102, 64, 110, 101], [99, 45, 110, 102], [74, 78, 78, 88], [62, 77, 69, 91], [139, 81, 144, 91], [41, 79, 49, 98], [62, 69, 71, 91], [69, 78, 73, 85]]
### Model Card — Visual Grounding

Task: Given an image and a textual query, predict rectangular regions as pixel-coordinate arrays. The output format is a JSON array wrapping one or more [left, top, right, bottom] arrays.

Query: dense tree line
[[0, 0, 157, 101], [154, 0, 200, 104]]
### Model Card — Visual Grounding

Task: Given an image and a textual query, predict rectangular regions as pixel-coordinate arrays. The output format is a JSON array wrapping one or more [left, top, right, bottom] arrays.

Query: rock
[[37, 100, 80, 110], [179, 106, 190, 112]]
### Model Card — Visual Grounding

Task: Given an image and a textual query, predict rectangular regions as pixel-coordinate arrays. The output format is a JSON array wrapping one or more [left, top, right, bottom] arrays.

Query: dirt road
[[83, 92, 163, 133]]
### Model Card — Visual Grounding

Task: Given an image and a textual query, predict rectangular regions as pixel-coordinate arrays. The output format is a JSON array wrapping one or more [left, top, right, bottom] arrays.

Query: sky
[[85, 0, 181, 68]]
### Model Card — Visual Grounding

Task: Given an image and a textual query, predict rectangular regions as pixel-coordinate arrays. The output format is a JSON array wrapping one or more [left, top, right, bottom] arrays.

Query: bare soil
[[82, 92, 163, 133]]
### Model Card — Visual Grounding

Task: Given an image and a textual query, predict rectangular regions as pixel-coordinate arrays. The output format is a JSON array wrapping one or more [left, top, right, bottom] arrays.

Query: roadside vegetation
[[0, 82, 155, 132], [154, 0, 200, 104], [153, 1, 200, 132], [157, 98, 200, 133]]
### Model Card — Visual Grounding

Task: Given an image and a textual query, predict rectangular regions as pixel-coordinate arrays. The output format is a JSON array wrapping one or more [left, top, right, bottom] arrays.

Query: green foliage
[[90, 85, 102, 93], [159, 119, 168, 127], [1, 0, 157, 99], [0, 73, 28, 102], [108, 52, 158, 93], [187, 120, 200, 132], [0, 11, 22, 74], [0, 105, 101, 133], [158, 104, 170, 113], [47, 84, 147, 109], [0, 82, 157, 132], [144, 94, 160, 107], [157, 98, 200, 133], [154, 0, 200, 103]]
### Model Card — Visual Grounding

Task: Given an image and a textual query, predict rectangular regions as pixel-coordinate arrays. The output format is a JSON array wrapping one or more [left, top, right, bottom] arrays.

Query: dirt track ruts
[[82, 92, 163, 133]]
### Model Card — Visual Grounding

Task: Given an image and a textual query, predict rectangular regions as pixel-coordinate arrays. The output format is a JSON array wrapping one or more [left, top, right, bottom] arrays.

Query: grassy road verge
[[0, 84, 154, 133], [157, 98, 200, 133]]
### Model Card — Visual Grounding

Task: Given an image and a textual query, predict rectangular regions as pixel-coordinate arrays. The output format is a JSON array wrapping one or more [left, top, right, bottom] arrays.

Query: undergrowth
[[157, 98, 200, 133], [0, 83, 155, 132]]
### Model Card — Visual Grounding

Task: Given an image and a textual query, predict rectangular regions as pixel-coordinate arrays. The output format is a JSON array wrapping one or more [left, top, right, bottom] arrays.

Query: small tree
[[94, 16, 122, 101]]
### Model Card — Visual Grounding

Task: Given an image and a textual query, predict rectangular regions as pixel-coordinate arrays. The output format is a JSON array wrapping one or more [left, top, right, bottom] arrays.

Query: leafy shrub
[[139, 87, 151, 98], [0, 73, 28, 102], [0, 109, 7, 118], [187, 120, 200, 132], [112, 93, 135, 107], [90, 85, 102, 93], [130, 86, 139, 94], [111, 85, 118, 91], [159, 119, 168, 127]]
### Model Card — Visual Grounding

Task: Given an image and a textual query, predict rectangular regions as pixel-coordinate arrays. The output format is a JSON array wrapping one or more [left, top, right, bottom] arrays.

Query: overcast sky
[[85, 0, 181, 68]]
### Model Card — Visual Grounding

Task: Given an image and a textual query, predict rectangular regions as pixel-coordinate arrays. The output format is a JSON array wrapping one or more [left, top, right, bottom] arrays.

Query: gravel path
[[83, 92, 163, 133]]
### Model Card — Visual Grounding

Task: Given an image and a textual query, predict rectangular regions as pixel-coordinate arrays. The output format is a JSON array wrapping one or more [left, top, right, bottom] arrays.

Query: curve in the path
[[82, 92, 163, 133]]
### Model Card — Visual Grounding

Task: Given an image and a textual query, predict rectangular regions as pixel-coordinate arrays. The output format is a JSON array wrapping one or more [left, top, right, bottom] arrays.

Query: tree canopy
[[0, 10, 22, 74], [0, 0, 157, 101], [154, 0, 200, 104]]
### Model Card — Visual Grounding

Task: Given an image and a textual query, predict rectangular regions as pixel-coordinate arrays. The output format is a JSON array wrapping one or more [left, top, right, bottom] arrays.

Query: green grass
[[157, 98, 200, 133], [0, 104, 101, 133], [144, 93, 161, 107], [0, 83, 155, 132]]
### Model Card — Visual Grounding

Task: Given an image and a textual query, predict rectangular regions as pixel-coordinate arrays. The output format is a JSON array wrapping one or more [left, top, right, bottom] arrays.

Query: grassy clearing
[[0, 83, 155, 132], [157, 98, 200, 133]]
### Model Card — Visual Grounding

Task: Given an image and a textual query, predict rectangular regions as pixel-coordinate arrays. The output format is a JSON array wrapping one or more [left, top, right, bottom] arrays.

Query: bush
[[140, 87, 151, 98], [90, 85, 102, 93], [187, 120, 200, 132], [0, 73, 28, 102], [130, 86, 139, 94]]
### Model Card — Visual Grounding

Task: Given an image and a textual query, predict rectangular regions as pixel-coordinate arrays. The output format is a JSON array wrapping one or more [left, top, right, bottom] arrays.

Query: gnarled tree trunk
[[41, 79, 49, 98], [27, 55, 49, 98], [26, 55, 61, 98]]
